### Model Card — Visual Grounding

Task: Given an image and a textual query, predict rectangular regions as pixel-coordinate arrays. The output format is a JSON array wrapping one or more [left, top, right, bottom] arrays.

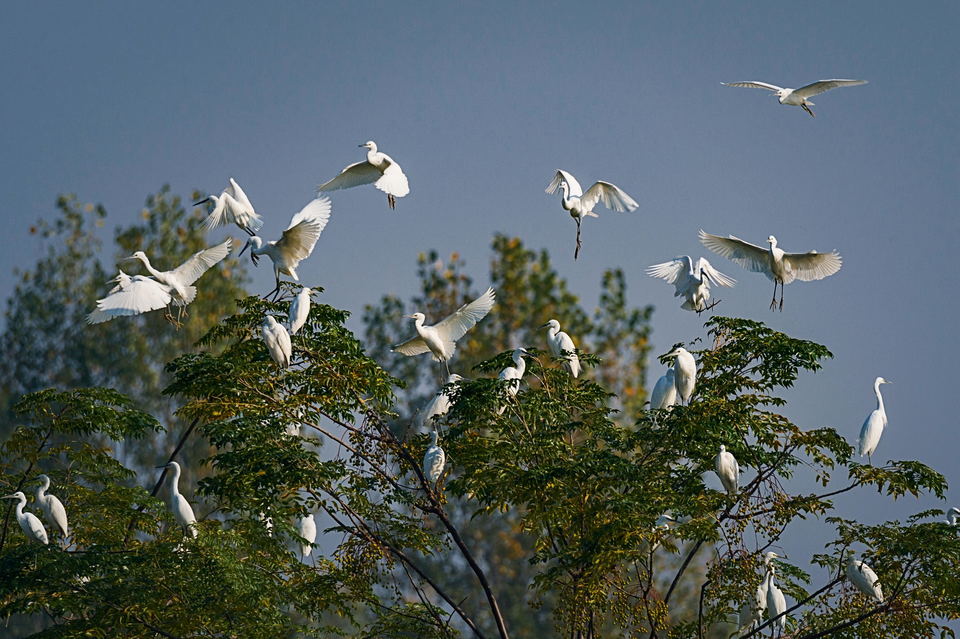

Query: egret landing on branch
[[195, 177, 263, 235], [1, 492, 48, 545], [857, 377, 890, 464], [722, 78, 867, 117], [647, 256, 736, 313], [318, 141, 409, 210], [157, 461, 198, 538], [35, 474, 68, 544], [541, 319, 581, 378], [86, 269, 172, 325], [545, 169, 638, 259]]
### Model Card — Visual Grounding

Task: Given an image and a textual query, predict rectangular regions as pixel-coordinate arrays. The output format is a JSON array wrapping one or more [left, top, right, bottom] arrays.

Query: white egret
[[946, 507, 960, 526], [416, 374, 464, 433], [423, 430, 446, 485], [722, 78, 867, 117], [845, 550, 883, 603], [158, 461, 198, 538], [288, 286, 311, 335], [241, 197, 332, 300], [497, 348, 527, 415], [35, 474, 68, 542], [651, 513, 677, 552], [765, 553, 787, 635], [318, 141, 409, 209], [715, 445, 740, 496], [296, 514, 317, 561], [261, 315, 292, 368], [650, 367, 678, 411], [857, 377, 890, 464], [663, 347, 697, 404], [195, 177, 263, 235], [393, 287, 496, 376], [699, 230, 842, 311], [646, 256, 736, 313], [737, 574, 768, 636], [87, 269, 173, 324], [1, 492, 48, 545], [545, 169, 639, 259], [541, 319, 581, 378]]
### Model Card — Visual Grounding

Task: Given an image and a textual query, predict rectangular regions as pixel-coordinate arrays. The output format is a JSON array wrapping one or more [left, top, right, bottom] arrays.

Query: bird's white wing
[[699, 230, 772, 277], [646, 257, 690, 287], [278, 219, 324, 262], [226, 177, 255, 213], [224, 178, 263, 231], [545, 169, 584, 198], [374, 159, 410, 197], [793, 79, 867, 99], [697, 257, 737, 288], [722, 81, 785, 92], [317, 161, 381, 192], [782, 250, 842, 282], [200, 195, 228, 232], [581, 181, 639, 213], [170, 239, 233, 286], [433, 287, 496, 343], [392, 335, 432, 356], [287, 197, 332, 231], [288, 289, 310, 335], [87, 277, 173, 324]]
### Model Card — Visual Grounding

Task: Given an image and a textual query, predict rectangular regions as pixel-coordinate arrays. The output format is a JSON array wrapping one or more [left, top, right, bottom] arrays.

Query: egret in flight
[[699, 230, 842, 311], [87, 270, 172, 324], [288, 286, 311, 335], [417, 373, 464, 433], [722, 78, 867, 117], [650, 367, 678, 411], [663, 347, 696, 404], [765, 553, 787, 635], [393, 287, 496, 376], [545, 169, 639, 259], [1, 492, 48, 545], [158, 461, 198, 538], [541, 319, 581, 378], [261, 315, 292, 368], [845, 550, 883, 602], [241, 197, 331, 300], [423, 430, 446, 485], [497, 348, 527, 415], [195, 177, 263, 235], [857, 377, 890, 464], [35, 475, 68, 543], [646, 256, 736, 313], [318, 141, 409, 209], [296, 514, 317, 561], [715, 445, 739, 496]]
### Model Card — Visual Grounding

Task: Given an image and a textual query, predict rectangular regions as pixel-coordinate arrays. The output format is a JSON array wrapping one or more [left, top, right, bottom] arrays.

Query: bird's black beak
[[239, 242, 250, 257], [539, 322, 550, 329], [194, 197, 210, 207]]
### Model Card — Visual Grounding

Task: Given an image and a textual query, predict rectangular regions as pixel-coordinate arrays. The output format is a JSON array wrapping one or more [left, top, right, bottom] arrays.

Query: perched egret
[[715, 445, 740, 496], [241, 198, 332, 300], [541, 319, 581, 378], [288, 286, 311, 335], [946, 507, 960, 526], [663, 347, 697, 404], [646, 256, 736, 313], [195, 177, 263, 235], [393, 287, 496, 376], [417, 374, 464, 433], [545, 169, 639, 259], [699, 230, 842, 311], [651, 513, 677, 552], [737, 573, 768, 636], [87, 269, 173, 324], [722, 78, 867, 117], [35, 474, 68, 541], [857, 377, 890, 464], [497, 348, 528, 415], [318, 141, 409, 209], [765, 554, 787, 635], [296, 514, 317, 561], [650, 367, 678, 411], [261, 315, 292, 368], [1, 492, 48, 545], [158, 461, 198, 538], [423, 430, 446, 485], [845, 550, 883, 603]]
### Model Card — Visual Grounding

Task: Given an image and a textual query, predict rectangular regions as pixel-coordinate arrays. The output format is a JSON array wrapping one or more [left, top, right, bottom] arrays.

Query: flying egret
[[241, 197, 332, 300], [715, 445, 740, 496], [288, 286, 311, 335], [393, 287, 496, 376], [699, 230, 842, 311], [845, 550, 883, 603], [1, 492, 48, 545], [946, 507, 960, 526], [296, 514, 317, 561], [35, 474, 68, 542], [646, 256, 736, 313], [318, 141, 410, 209], [158, 461, 197, 538], [118, 239, 233, 323], [417, 374, 464, 433], [663, 347, 697, 404], [497, 348, 527, 415], [87, 270, 174, 324], [541, 319, 581, 378], [261, 315, 292, 368], [423, 430, 446, 485], [650, 367, 678, 411], [765, 553, 787, 636], [195, 177, 263, 235], [857, 377, 890, 464], [722, 78, 867, 117], [545, 169, 639, 259]]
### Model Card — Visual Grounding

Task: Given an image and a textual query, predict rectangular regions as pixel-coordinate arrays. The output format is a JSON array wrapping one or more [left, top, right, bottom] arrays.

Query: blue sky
[[2, 0, 958, 611]]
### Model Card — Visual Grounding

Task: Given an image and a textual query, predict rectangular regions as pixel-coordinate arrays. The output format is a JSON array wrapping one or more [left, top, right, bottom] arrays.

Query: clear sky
[[2, 0, 958, 605]]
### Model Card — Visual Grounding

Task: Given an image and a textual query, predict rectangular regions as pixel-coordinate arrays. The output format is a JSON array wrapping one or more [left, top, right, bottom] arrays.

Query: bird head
[[240, 237, 262, 265], [767, 235, 777, 248], [447, 373, 464, 383], [359, 141, 377, 151], [719, 445, 726, 453], [193, 195, 215, 207], [155, 461, 179, 471], [662, 347, 686, 361], [876, 377, 891, 385], [540, 319, 560, 331], [36, 474, 50, 487], [406, 312, 426, 322], [1, 492, 25, 501], [262, 314, 278, 328], [123, 251, 149, 265]]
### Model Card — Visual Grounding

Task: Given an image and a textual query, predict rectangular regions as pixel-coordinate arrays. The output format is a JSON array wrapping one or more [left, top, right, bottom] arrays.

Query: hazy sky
[[2, 0, 958, 610]]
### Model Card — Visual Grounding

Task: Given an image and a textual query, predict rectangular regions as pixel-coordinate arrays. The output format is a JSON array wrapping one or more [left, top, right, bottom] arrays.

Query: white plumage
[[423, 430, 446, 485], [261, 315, 292, 368], [845, 550, 883, 602], [288, 286, 311, 335], [196, 177, 264, 235], [35, 474, 68, 540], [715, 445, 740, 496], [646, 256, 736, 313], [541, 319, 581, 378], [765, 553, 787, 633], [497, 348, 527, 415], [2, 491, 48, 545], [722, 78, 867, 117], [663, 347, 697, 404], [857, 377, 890, 463], [737, 574, 768, 636], [945, 507, 960, 526], [159, 461, 198, 538], [296, 514, 317, 560], [318, 141, 409, 209], [699, 230, 842, 311], [545, 169, 639, 259], [650, 367, 678, 411], [417, 374, 464, 433]]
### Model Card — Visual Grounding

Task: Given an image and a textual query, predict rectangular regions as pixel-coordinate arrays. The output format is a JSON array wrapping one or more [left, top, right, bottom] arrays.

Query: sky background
[[2, 0, 958, 616]]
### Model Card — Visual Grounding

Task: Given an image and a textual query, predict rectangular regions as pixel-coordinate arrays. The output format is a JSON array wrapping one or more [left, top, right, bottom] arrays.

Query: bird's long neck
[[874, 381, 885, 414], [14, 497, 25, 518], [413, 316, 426, 335], [168, 465, 182, 495], [138, 255, 163, 279], [430, 430, 438, 447], [548, 325, 559, 340]]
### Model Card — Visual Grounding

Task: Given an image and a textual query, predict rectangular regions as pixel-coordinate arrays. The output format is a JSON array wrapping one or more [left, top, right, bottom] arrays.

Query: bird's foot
[[769, 298, 778, 311], [698, 299, 722, 315], [778, 297, 784, 311], [387, 194, 396, 210]]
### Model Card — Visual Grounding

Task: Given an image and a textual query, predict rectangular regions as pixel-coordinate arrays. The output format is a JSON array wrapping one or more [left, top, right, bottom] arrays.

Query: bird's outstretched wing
[[699, 230, 771, 277], [793, 79, 867, 99], [581, 181, 639, 213], [646, 257, 691, 288], [393, 335, 431, 356], [171, 239, 233, 286], [224, 178, 263, 231], [375, 159, 410, 197], [278, 219, 324, 263], [781, 250, 842, 283], [434, 287, 496, 343], [545, 169, 584, 198], [722, 81, 785, 92], [697, 257, 737, 288], [87, 276, 172, 324], [318, 161, 381, 192], [288, 197, 332, 232]]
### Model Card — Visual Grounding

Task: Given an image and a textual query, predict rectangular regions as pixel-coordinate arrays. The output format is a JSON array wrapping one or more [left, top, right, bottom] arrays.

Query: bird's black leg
[[779, 289, 784, 311], [387, 194, 396, 210], [243, 226, 255, 237], [769, 281, 779, 311], [802, 103, 815, 118], [574, 220, 582, 260]]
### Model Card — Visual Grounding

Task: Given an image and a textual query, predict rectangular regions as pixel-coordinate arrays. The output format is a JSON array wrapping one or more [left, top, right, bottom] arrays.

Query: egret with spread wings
[[722, 78, 867, 117], [318, 141, 409, 209], [195, 177, 263, 235], [545, 169, 638, 259], [646, 256, 736, 313]]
